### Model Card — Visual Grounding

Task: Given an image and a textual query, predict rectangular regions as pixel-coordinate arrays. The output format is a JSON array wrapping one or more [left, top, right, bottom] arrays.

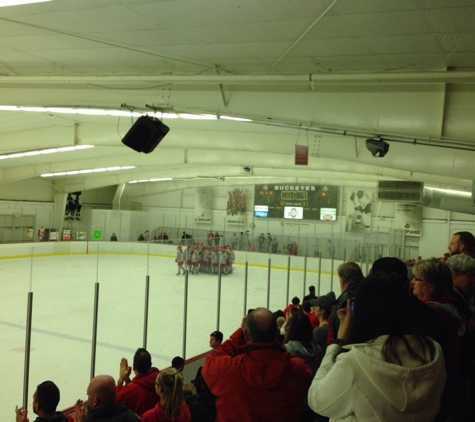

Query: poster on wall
[[62, 229, 71, 240], [49, 231, 58, 241], [346, 190, 372, 233], [395, 203, 422, 237], [76, 231, 87, 240], [226, 188, 247, 225], [194, 187, 213, 224]]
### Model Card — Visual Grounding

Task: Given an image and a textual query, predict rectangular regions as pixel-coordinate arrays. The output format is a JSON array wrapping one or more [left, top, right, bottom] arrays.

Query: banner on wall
[[62, 229, 71, 240], [346, 190, 372, 233], [194, 187, 213, 223], [226, 188, 247, 225], [395, 203, 422, 237]]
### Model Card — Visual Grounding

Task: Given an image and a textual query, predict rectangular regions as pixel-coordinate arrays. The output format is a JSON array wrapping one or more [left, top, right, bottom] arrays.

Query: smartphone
[[350, 298, 355, 314]]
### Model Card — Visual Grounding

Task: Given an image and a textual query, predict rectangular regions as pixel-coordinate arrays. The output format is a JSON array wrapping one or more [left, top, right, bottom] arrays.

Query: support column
[[53, 192, 68, 237]]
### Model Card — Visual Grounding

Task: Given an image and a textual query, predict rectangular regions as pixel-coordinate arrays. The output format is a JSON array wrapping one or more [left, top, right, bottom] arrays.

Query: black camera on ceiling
[[365, 138, 389, 157]]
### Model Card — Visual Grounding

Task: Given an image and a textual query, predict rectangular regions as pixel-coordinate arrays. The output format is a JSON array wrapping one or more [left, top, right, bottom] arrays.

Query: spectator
[[447, 254, 475, 327], [412, 258, 464, 419], [202, 308, 312, 422], [271, 237, 279, 254], [303, 285, 317, 302], [214, 232, 220, 246], [284, 312, 322, 422], [182, 383, 197, 401], [15, 380, 73, 422], [116, 348, 159, 417], [446, 254, 475, 421], [310, 293, 336, 356], [284, 312, 322, 375], [308, 273, 446, 421], [110, 233, 117, 241], [171, 356, 185, 373], [230, 233, 238, 250], [209, 331, 223, 350], [257, 233, 265, 252], [267, 233, 272, 252], [302, 301, 319, 329], [138, 233, 145, 242], [327, 240, 335, 258], [292, 241, 298, 256], [371, 256, 452, 421], [328, 262, 363, 345], [185, 368, 217, 422], [74, 375, 137, 422], [141, 368, 191, 422], [283, 296, 301, 317], [448, 231, 475, 259]]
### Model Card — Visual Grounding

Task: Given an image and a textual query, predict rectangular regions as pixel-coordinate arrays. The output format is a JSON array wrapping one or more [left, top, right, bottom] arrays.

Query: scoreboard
[[253, 184, 339, 220]]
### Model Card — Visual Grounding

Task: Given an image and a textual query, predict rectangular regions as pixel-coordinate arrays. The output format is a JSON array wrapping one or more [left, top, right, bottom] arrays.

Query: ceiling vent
[[377, 181, 424, 203]]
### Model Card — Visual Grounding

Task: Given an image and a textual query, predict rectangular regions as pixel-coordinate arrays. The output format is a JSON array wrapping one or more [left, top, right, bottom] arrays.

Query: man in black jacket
[[74, 375, 137, 422], [15, 380, 72, 422], [328, 262, 364, 344]]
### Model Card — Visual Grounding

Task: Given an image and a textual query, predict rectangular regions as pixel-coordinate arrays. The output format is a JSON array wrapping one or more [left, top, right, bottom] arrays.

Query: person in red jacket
[[141, 367, 191, 422], [202, 308, 313, 422], [116, 348, 160, 417]]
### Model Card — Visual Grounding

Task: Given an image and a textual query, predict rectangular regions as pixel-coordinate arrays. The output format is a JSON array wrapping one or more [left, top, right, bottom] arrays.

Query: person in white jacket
[[308, 273, 446, 422]]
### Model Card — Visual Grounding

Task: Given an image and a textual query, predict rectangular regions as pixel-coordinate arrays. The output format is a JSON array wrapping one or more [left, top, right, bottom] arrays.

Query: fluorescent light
[[41, 165, 135, 178], [0, 145, 94, 161], [220, 115, 252, 122], [128, 177, 173, 184], [0, 0, 51, 7], [179, 113, 217, 120]]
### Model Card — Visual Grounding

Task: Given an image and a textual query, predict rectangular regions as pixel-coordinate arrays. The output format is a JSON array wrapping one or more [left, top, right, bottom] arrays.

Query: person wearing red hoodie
[[202, 308, 312, 422], [116, 348, 159, 417], [141, 368, 190, 422]]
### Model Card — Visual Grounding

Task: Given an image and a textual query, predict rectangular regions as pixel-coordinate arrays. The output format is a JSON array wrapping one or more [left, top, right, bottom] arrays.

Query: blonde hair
[[156, 368, 184, 420], [183, 382, 197, 396]]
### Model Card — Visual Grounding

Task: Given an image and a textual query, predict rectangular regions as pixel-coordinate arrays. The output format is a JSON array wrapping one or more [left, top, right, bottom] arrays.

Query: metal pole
[[317, 255, 322, 296], [286, 256, 291, 305], [143, 275, 150, 349], [182, 270, 189, 360], [90, 282, 100, 380], [330, 256, 335, 292], [343, 248, 347, 262], [22, 292, 33, 409], [217, 265, 222, 330], [266, 258, 271, 309], [303, 255, 307, 299], [243, 261, 249, 316]]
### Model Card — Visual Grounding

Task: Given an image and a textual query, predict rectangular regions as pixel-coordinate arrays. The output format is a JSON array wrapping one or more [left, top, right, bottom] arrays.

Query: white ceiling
[[1, 0, 475, 193]]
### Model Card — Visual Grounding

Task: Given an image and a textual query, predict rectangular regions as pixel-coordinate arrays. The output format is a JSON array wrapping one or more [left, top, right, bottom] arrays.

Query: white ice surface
[[1, 253, 337, 420]]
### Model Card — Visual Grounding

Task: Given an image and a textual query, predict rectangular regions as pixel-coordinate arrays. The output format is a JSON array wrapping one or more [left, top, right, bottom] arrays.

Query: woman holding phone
[[307, 273, 446, 422]]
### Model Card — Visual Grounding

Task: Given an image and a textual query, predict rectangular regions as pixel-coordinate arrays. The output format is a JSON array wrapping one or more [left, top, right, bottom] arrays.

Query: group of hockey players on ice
[[175, 243, 235, 276]]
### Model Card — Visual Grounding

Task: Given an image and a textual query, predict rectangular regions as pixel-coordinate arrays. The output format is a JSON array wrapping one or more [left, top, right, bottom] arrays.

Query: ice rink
[[1, 248, 337, 420]]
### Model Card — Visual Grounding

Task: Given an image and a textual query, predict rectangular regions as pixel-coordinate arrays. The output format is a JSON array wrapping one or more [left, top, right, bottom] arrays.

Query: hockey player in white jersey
[[175, 245, 185, 275]]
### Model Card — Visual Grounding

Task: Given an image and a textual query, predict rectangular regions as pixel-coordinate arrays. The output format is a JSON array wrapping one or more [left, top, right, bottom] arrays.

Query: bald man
[[202, 308, 312, 422], [74, 375, 137, 422]]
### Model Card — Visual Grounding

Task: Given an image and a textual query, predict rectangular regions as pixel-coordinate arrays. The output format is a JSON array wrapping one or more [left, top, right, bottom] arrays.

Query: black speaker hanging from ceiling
[[121, 115, 170, 153]]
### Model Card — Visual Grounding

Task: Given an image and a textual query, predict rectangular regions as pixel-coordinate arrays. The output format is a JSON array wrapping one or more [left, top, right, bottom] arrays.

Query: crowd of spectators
[[15, 231, 475, 422]]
